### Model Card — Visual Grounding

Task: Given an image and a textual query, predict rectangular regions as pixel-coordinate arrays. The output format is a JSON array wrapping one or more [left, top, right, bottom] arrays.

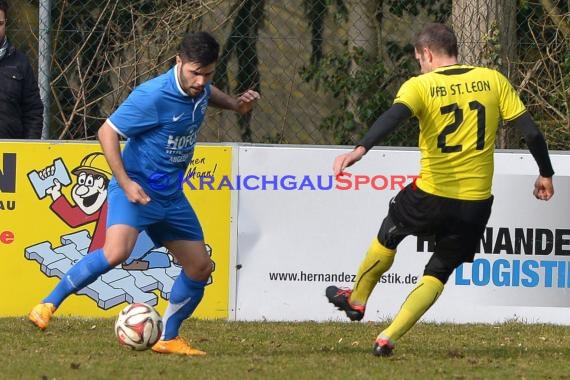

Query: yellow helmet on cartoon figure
[[71, 152, 112, 179]]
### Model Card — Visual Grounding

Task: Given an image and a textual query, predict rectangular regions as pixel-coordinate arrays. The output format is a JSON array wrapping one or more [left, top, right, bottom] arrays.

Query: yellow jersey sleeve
[[393, 77, 425, 117], [495, 70, 526, 121]]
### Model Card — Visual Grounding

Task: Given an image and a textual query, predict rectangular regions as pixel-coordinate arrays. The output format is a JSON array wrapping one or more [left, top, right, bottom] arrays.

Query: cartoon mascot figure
[[41, 152, 110, 253]]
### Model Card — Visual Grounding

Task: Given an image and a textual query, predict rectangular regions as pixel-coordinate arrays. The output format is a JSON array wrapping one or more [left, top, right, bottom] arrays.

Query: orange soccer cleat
[[28, 303, 56, 330], [152, 336, 206, 356]]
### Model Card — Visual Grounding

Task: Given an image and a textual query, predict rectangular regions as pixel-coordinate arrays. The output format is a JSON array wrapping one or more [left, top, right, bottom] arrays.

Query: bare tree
[[51, 0, 225, 139], [540, 0, 570, 40], [347, 0, 379, 131], [516, 1, 569, 149], [452, 0, 517, 148], [451, 0, 516, 66]]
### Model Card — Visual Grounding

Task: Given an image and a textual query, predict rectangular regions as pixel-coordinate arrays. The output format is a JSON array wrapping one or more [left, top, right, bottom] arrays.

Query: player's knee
[[377, 215, 403, 249], [423, 268, 452, 284], [423, 256, 458, 284], [203, 259, 214, 276], [104, 247, 131, 267], [191, 258, 213, 281]]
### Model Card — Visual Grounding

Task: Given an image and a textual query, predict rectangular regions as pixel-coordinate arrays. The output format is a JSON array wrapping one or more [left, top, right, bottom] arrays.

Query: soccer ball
[[115, 303, 163, 351]]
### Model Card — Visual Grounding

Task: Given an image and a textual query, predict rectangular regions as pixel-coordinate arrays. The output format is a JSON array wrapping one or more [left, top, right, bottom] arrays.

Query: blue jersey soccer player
[[29, 31, 260, 356], [325, 23, 554, 357]]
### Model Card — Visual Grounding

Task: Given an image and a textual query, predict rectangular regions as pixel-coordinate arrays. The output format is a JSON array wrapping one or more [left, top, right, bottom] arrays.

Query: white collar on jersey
[[174, 63, 189, 97]]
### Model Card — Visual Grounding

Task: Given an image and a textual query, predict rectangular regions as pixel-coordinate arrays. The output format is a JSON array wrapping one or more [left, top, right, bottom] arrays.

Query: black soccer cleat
[[372, 338, 394, 357], [325, 285, 365, 321]]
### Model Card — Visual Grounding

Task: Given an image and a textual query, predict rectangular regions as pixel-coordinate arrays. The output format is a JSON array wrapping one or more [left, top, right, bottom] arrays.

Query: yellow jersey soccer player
[[326, 23, 554, 357]]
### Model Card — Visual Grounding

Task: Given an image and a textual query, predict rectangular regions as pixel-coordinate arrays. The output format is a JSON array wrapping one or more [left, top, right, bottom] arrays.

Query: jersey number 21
[[437, 100, 486, 153]]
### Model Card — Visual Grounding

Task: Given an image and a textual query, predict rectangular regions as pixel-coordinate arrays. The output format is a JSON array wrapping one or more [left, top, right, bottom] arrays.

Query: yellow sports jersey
[[394, 64, 526, 200]]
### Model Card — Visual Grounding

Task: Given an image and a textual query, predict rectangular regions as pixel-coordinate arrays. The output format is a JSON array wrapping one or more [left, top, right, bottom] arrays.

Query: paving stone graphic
[[25, 229, 215, 310]]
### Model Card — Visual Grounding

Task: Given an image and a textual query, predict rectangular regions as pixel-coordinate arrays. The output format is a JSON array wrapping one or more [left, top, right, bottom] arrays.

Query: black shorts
[[380, 183, 493, 281]]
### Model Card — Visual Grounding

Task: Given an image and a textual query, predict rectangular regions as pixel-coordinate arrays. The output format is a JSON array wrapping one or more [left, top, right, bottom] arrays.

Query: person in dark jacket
[[0, 0, 44, 139]]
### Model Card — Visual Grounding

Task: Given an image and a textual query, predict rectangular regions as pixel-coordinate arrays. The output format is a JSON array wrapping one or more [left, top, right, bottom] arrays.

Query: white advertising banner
[[234, 145, 570, 324]]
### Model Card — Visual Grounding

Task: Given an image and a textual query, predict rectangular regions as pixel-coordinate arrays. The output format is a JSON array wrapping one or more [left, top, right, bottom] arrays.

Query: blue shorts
[[106, 182, 204, 245]]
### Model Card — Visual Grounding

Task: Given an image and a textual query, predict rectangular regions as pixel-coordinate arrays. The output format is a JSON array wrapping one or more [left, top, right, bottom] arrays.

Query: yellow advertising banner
[[0, 141, 232, 319]]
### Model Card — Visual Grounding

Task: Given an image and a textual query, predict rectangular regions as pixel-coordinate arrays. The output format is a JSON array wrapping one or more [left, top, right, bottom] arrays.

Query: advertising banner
[[4, 141, 569, 324], [234, 146, 570, 324], [0, 141, 232, 318]]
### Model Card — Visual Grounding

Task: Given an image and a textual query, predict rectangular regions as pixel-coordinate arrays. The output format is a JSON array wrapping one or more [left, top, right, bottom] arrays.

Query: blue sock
[[162, 270, 206, 340], [43, 249, 112, 308]]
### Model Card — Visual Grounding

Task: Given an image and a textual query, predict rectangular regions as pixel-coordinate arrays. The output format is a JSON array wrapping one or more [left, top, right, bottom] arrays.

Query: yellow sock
[[350, 238, 396, 305], [380, 275, 444, 342]]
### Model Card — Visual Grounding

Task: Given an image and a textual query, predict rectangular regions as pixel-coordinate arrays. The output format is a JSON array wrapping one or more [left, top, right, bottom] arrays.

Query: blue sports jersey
[[107, 65, 211, 199]]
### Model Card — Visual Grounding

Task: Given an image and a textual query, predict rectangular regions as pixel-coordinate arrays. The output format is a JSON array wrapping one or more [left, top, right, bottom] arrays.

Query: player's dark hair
[[415, 23, 458, 58], [0, 1, 8, 19], [179, 31, 220, 66]]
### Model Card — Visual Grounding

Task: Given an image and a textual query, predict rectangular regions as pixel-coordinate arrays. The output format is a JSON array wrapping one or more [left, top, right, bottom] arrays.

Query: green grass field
[[3, 317, 570, 380]]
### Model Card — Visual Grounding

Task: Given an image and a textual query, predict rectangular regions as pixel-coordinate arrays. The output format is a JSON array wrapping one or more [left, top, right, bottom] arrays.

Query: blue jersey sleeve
[[108, 84, 160, 137]]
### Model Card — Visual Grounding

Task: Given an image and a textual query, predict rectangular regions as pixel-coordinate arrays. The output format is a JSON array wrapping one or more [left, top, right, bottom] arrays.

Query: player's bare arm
[[209, 85, 260, 115], [98, 122, 150, 204]]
